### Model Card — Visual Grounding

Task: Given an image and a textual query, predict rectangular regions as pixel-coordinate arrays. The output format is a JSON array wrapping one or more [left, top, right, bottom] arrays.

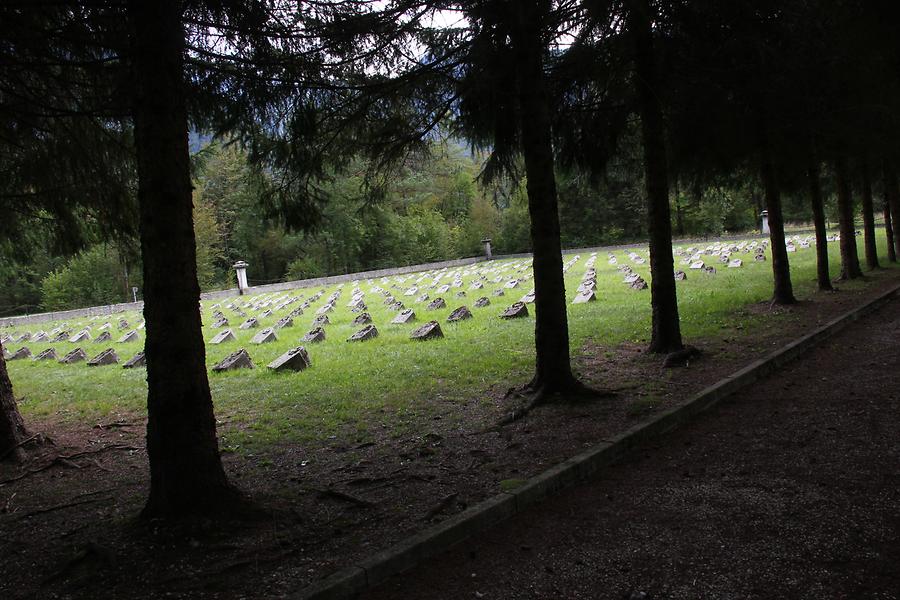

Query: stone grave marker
[[59, 348, 87, 364], [275, 316, 294, 329], [728, 259, 743, 268], [391, 309, 416, 324], [504, 279, 520, 289], [410, 321, 443, 341], [32, 331, 48, 343], [212, 349, 254, 372], [315, 303, 334, 316], [520, 290, 536, 304], [427, 297, 447, 310], [312, 314, 330, 326], [239, 317, 259, 330], [251, 328, 278, 344], [33, 348, 57, 361], [689, 261, 704, 270], [9, 347, 32, 360], [702, 265, 717, 274], [88, 348, 118, 367], [136, 321, 146, 330], [573, 290, 596, 304], [474, 297, 491, 308], [674, 270, 687, 281], [455, 291, 466, 298], [500, 302, 528, 319], [258, 309, 273, 319], [491, 288, 505, 297], [302, 327, 326, 343], [436, 284, 451, 294], [630, 277, 648, 290], [267, 346, 311, 372], [447, 306, 473, 322], [94, 331, 112, 343], [98, 322, 112, 331], [69, 330, 91, 343], [352, 312, 372, 326], [118, 330, 140, 343], [212, 317, 229, 328], [123, 351, 146, 369], [209, 329, 236, 344], [348, 324, 378, 342]]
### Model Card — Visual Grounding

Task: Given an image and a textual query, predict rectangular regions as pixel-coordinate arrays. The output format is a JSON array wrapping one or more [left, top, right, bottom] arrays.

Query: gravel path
[[364, 296, 900, 600]]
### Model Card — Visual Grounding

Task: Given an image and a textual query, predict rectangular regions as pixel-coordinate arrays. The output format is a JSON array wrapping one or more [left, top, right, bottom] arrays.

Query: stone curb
[[293, 281, 900, 600]]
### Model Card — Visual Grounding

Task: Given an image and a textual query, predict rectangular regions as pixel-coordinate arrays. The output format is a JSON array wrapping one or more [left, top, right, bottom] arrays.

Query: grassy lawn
[[4, 233, 896, 450]]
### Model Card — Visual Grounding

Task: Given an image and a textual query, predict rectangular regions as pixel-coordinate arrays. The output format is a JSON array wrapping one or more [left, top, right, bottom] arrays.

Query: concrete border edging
[[295, 281, 900, 600]]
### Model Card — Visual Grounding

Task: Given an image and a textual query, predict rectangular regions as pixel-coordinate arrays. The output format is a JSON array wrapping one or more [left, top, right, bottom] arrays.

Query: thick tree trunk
[[0, 339, 29, 462], [511, 0, 579, 394], [758, 130, 795, 304], [628, 0, 682, 354], [883, 158, 900, 260], [860, 159, 880, 270], [807, 161, 832, 291], [833, 155, 863, 280], [128, 0, 243, 518], [884, 199, 897, 263]]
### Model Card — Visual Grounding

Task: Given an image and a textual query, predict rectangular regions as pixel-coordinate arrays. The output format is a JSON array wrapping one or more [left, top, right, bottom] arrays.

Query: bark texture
[[511, 0, 579, 394], [807, 161, 833, 291], [0, 339, 29, 462], [128, 0, 242, 518], [834, 155, 863, 280], [884, 199, 897, 263], [883, 158, 900, 261], [628, 0, 682, 353], [860, 159, 880, 270], [759, 132, 795, 304]]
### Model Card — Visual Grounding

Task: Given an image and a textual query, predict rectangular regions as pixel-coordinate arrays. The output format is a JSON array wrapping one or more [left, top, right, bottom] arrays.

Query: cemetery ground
[[1, 235, 899, 598]]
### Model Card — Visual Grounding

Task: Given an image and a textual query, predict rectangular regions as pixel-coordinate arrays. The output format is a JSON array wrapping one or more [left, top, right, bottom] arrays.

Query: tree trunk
[[883, 158, 900, 261], [758, 128, 795, 304], [673, 179, 684, 237], [128, 0, 244, 518], [628, 0, 682, 354], [860, 158, 880, 270], [0, 339, 29, 462], [884, 198, 897, 263], [833, 154, 863, 280], [511, 0, 580, 394], [807, 160, 832, 291]]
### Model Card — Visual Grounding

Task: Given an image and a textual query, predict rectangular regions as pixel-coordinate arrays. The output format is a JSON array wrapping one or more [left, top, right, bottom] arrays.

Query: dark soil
[[364, 283, 900, 599], [1, 271, 899, 599]]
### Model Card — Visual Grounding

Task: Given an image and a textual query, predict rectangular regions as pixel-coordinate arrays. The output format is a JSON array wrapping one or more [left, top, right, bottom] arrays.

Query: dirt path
[[364, 296, 900, 599]]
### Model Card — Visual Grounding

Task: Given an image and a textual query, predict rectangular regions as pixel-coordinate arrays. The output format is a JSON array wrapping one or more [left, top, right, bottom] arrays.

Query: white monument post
[[233, 261, 249, 295], [481, 238, 493, 260], [760, 210, 770, 234]]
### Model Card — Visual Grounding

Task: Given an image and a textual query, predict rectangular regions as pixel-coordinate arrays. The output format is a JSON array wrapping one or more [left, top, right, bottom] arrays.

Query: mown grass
[[5, 232, 897, 450]]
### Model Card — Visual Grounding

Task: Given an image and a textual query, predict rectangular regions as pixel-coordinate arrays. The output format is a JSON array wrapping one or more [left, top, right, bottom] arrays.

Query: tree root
[[0, 444, 138, 485], [496, 381, 615, 428]]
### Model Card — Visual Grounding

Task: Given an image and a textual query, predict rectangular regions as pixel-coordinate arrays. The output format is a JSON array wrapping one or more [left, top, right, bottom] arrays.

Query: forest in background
[[1, 136, 831, 316]]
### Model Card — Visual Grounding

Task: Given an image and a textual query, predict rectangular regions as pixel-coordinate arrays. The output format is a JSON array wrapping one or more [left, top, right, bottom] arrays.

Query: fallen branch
[[309, 486, 376, 508], [18, 495, 108, 519], [422, 492, 458, 521]]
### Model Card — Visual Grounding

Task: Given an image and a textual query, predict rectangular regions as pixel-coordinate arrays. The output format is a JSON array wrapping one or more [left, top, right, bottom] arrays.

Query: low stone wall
[[0, 231, 784, 329], [200, 256, 484, 301], [0, 301, 144, 329]]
